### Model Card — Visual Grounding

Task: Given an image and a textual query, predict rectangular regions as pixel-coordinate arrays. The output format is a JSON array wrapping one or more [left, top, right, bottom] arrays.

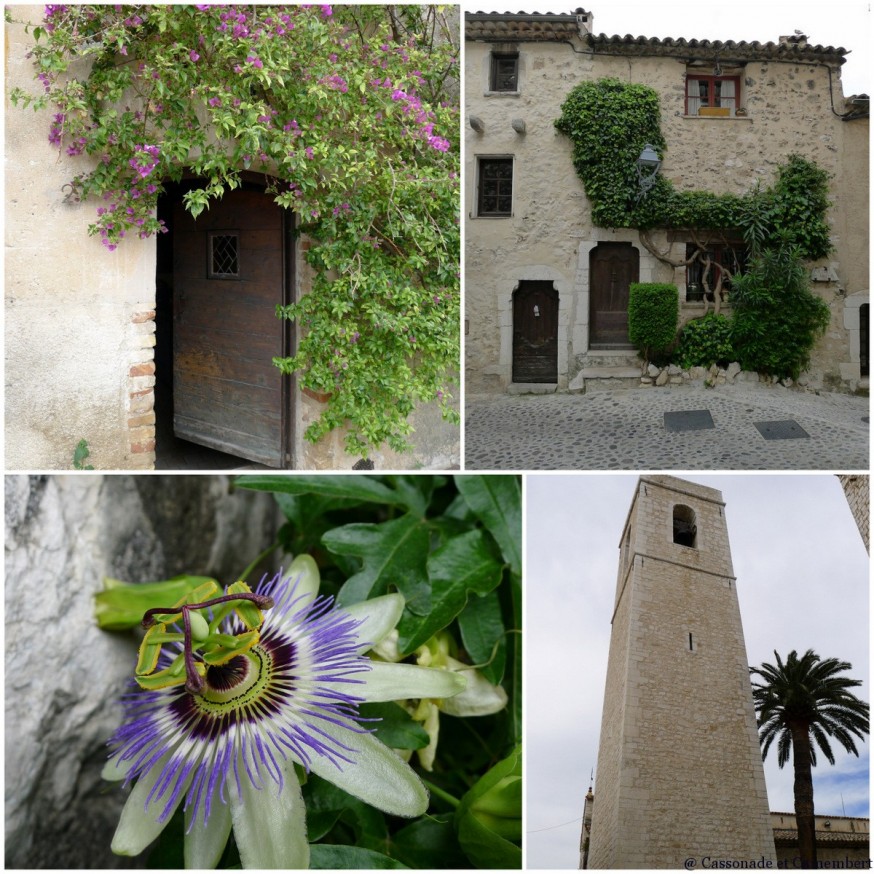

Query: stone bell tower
[[585, 476, 776, 868]]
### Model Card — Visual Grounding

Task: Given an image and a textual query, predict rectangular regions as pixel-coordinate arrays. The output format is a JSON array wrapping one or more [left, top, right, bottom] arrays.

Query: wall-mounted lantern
[[636, 143, 662, 199]]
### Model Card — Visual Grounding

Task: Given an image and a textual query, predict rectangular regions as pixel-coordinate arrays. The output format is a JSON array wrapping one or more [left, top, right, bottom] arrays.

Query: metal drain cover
[[754, 420, 810, 440], [663, 410, 715, 432]]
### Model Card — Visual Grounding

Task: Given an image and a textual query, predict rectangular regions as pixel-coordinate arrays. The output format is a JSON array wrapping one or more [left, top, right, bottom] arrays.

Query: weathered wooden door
[[590, 243, 639, 347], [173, 187, 291, 466], [512, 281, 558, 383]]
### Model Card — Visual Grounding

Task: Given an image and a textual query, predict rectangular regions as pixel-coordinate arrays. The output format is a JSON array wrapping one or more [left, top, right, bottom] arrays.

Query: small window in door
[[208, 232, 240, 279]]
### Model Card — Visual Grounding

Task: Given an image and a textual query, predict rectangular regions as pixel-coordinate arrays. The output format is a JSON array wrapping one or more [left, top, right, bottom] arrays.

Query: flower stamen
[[135, 583, 276, 696]]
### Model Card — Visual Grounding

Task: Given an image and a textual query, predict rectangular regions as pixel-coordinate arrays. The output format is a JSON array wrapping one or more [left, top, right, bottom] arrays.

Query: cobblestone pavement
[[464, 383, 869, 470]]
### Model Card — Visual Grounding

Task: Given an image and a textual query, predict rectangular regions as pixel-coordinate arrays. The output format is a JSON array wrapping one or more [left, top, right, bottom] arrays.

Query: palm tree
[[750, 649, 869, 870]]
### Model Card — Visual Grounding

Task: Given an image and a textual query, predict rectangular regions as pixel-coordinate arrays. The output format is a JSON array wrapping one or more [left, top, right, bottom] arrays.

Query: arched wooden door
[[512, 280, 558, 383], [589, 242, 639, 347], [172, 186, 293, 466]]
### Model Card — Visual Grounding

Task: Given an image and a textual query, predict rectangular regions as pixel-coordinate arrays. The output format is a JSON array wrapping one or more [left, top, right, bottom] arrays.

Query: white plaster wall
[[5, 6, 156, 470], [5, 7, 459, 471]]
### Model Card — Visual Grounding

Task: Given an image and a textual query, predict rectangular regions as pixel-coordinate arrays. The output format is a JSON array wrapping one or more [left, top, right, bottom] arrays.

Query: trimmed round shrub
[[675, 313, 735, 369], [628, 283, 679, 362]]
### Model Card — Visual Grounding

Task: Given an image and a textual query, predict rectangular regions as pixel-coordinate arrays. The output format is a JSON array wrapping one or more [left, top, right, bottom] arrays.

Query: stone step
[[568, 366, 643, 394], [507, 382, 558, 395], [578, 350, 642, 369]]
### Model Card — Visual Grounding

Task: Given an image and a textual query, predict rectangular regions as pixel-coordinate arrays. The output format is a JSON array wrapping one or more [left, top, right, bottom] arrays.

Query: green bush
[[675, 314, 735, 369], [628, 283, 679, 362], [730, 241, 830, 380]]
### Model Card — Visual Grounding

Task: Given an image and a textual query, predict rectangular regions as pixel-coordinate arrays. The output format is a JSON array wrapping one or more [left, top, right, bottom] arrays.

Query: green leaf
[[236, 474, 404, 506], [358, 701, 430, 751], [391, 814, 469, 869], [455, 476, 521, 576], [309, 845, 408, 869], [397, 529, 503, 654], [384, 474, 439, 517], [72, 438, 93, 470], [323, 514, 430, 610], [454, 745, 522, 869], [457, 588, 507, 685]]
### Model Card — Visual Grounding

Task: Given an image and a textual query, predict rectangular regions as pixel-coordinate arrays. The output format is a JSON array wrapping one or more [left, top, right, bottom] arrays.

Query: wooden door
[[589, 243, 639, 347], [512, 281, 558, 383], [173, 188, 290, 466]]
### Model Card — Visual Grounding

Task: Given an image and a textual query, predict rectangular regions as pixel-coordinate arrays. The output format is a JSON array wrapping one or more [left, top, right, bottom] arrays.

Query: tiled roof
[[773, 829, 870, 847], [465, 11, 848, 64], [465, 11, 581, 41], [584, 33, 847, 65]]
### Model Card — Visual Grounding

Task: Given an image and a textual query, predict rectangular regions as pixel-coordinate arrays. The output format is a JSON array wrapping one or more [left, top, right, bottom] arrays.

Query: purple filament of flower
[[107, 570, 373, 829]]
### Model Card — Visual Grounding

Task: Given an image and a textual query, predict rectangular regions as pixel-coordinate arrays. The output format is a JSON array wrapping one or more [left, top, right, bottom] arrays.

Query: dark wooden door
[[512, 281, 558, 383], [173, 188, 290, 466], [590, 243, 639, 347]]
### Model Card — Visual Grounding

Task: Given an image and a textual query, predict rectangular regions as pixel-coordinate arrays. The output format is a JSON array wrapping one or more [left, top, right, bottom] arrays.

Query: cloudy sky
[[465, 0, 870, 97], [525, 474, 869, 869]]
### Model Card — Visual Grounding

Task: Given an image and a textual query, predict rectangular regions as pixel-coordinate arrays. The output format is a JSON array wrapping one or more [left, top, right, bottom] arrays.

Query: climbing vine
[[554, 77, 833, 257], [10, 4, 460, 457], [555, 77, 833, 379]]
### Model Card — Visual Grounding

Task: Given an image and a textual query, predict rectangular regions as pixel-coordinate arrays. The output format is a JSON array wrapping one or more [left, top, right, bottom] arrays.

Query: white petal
[[228, 752, 309, 869], [439, 660, 508, 717], [111, 753, 187, 856], [340, 593, 405, 652], [337, 662, 466, 702], [287, 554, 320, 607], [102, 756, 132, 782], [184, 785, 232, 869], [304, 726, 428, 817]]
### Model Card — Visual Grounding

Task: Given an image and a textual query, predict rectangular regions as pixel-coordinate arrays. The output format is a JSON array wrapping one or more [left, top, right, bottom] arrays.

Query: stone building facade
[[771, 812, 870, 866], [465, 10, 869, 394], [5, 6, 459, 471], [586, 476, 775, 868], [837, 474, 870, 553]]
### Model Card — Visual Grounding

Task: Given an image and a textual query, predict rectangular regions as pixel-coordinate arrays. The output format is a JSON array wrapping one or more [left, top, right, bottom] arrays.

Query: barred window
[[208, 232, 240, 279]]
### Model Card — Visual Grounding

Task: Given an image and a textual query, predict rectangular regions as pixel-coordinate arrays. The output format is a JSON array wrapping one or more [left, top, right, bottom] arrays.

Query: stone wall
[[4, 475, 279, 868], [588, 476, 775, 868], [837, 474, 870, 553], [466, 23, 868, 393]]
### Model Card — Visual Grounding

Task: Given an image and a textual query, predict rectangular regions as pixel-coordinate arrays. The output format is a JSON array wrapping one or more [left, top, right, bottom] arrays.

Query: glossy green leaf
[[397, 529, 503, 654], [324, 514, 430, 610], [454, 744, 522, 869], [454, 476, 522, 577], [309, 844, 408, 869], [391, 814, 469, 869], [457, 588, 507, 685], [236, 474, 404, 506]]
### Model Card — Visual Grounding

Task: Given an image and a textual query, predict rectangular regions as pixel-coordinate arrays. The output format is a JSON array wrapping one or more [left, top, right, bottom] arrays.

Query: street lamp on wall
[[636, 143, 662, 200]]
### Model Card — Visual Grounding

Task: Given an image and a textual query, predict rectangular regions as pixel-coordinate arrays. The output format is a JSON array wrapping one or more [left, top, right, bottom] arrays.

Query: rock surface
[[5, 475, 279, 868]]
